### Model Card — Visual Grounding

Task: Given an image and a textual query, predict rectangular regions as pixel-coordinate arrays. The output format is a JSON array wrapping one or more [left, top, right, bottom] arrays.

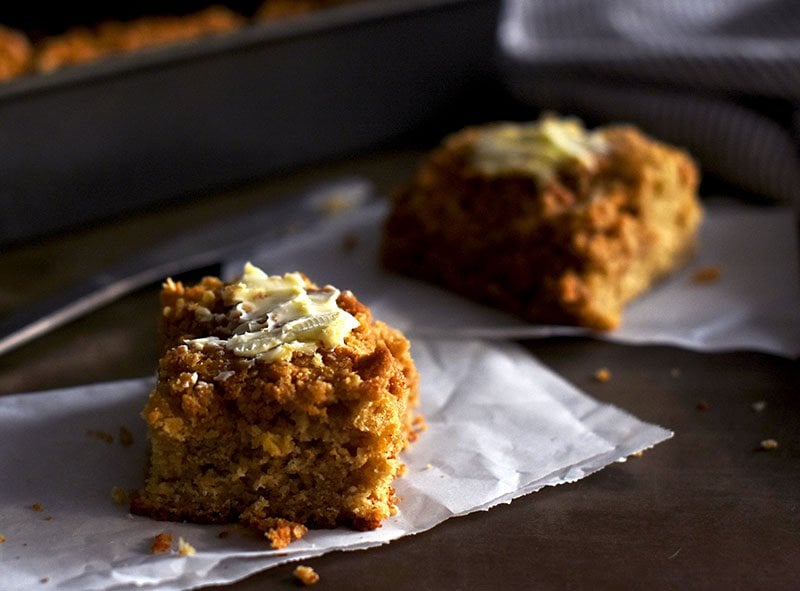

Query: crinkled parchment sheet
[[2, 194, 796, 590]]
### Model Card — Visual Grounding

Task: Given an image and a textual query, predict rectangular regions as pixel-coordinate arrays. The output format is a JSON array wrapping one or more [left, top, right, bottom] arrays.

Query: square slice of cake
[[381, 114, 703, 330], [131, 263, 419, 541]]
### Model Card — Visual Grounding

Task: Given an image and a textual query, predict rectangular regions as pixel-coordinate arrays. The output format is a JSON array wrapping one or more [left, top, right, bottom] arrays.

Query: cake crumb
[[691, 265, 721, 284], [177, 537, 196, 556], [151, 532, 173, 554], [39, 577, 49, 584], [322, 193, 352, 214], [31, 503, 43, 512], [408, 414, 427, 443], [0, 534, 6, 543], [758, 438, 779, 451], [111, 486, 129, 505], [266, 519, 307, 550], [240, 501, 309, 548], [696, 400, 710, 411], [751, 400, 766, 412], [293, 565, 320, 586], [119, 426, 134, 447], [342, 234, 358, 252], [87, 429, 114, 444], [45, 516, 53, 521], [594, 368, 612, 382], [319, 187, 366, 215]]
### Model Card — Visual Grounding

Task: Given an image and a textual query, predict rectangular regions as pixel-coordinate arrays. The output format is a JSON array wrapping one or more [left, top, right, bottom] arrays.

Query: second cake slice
[[381, 115, 703, 330]]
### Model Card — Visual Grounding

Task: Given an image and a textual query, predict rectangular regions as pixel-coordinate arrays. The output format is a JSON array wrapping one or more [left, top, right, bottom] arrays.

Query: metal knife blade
[[0, 177, 376, 357]]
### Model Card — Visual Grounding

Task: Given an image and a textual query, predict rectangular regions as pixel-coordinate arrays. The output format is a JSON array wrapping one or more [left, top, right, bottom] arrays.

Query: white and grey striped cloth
[[498, 0, 800, 205]]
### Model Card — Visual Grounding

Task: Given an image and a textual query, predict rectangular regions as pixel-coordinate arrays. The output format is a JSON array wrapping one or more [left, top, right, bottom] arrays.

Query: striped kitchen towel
[[498, 0, 800, 205]]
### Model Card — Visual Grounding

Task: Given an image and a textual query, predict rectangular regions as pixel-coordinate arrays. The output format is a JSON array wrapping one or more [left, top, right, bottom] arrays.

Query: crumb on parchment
[[178, 537, 196, 556], [111, 486, 129, 505], [691, 265, 721, 284], [594, 368, 611, 382], [759, 438, 779, 451], [342, 234, 358, 252], [239, 506, 308, 549], [31, 503, 43, 512], [0, 534, 6, 543], [265, 519, 307, 550], [151, 532, 173, 554], [293, 565, 320, 586], [87, 429, 114, 444], [118, 426, 134, 447], [412, 414, 427, 433]]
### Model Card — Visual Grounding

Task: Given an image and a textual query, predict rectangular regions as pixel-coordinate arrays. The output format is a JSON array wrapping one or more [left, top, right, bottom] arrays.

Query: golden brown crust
[[33, 6, 244, 72], [255, 0, 358, 20], [381, 119, 703, 330], [132, 270, 419, 540], [0, 1, 364, 82]]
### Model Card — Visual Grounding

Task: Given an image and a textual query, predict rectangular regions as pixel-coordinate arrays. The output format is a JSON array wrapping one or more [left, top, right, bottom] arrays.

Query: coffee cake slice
[[131, 263, 419, 538], [381, 114, 703, 330]]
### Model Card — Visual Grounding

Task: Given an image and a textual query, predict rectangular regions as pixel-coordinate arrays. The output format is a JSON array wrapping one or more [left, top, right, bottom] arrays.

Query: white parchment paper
[[0, 340, 670, 591], [2, 189, 794, 590], [238, 197, 800, 357]]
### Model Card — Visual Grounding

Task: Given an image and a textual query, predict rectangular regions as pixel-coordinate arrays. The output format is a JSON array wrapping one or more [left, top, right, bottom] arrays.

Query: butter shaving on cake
[[186, 263, 359, 362], [471, 114, 607, 179]]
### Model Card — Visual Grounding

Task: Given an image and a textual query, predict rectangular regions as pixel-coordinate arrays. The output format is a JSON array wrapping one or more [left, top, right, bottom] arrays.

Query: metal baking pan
[[0, 0, 502, 247]]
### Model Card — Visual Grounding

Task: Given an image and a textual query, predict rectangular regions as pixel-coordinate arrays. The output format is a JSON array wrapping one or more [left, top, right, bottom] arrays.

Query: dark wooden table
[[1, 151, 798, 590]]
